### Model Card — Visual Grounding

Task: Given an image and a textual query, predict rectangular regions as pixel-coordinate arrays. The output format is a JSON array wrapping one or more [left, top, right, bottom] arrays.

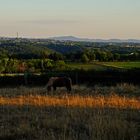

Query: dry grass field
[[0, 84, 140, 140], [0, 94, 140, 109]]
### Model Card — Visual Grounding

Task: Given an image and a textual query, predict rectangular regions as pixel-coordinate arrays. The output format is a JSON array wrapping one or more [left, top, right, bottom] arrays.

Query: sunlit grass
[[0, 94, 140, 109], [0, 84, 140, 109]]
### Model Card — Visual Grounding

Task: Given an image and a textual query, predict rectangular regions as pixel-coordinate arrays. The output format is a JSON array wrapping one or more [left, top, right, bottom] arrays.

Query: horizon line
[[0, 35, 140, 41]]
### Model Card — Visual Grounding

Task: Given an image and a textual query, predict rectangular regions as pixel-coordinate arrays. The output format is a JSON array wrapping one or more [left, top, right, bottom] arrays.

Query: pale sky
[[0, 0, 140, 39]]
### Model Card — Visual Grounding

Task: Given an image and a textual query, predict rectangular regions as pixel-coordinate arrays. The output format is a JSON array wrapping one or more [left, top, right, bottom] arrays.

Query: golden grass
[[0, 95, 140, 109]]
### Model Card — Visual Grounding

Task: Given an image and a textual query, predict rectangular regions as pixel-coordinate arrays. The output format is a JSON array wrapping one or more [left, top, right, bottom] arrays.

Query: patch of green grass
[[67, 63, 107, 71], [99, 62, 140, 69], [67, 62, 140, 71]]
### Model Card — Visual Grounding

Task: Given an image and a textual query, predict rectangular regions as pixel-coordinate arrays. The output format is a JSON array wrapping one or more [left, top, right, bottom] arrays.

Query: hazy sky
[[0, 0, 140, 39]]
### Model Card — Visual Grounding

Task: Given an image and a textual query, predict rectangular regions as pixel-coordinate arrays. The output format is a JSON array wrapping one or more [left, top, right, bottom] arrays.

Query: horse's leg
[[47, 86, 51, 95], [47, 86, 51, 91], [66, 86, 71, 92], [53, 86, 56, 91]]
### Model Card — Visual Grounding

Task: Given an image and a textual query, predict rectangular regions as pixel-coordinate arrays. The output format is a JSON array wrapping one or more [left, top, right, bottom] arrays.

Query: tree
[[95, 51, 107, 61], [87, 52, 96, 61], [106, 52, 113, 61], [4, 59, 18, 73], [20, 62, 27, 72], [0, 50, 8, 59], [81, 54, 89, 63], [43, 59, 54, 70], [40, 51, 49, 59], [49, 52, 64, 61], [55, 60, 66, 70], [0, 58, 9, 73], [114, 53, 120, 61], [0, 65, 5, 73]]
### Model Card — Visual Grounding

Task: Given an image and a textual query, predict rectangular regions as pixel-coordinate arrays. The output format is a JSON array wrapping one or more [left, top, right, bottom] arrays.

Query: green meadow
[[67, 62, 140, 71], [99, 62, 140, 69]]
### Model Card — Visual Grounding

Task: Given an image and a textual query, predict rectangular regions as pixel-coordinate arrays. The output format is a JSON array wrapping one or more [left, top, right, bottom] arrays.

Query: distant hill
[[1, 36, 140, 43], [0, 38, 83, 56], [49, 36, 140, 43], [49, 36, 92, 42], [0, 40, 54, 59]]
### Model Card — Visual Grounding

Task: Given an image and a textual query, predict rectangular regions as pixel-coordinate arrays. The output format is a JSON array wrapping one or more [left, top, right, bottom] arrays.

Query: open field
[[99, 62, 140, 69], [66, 63, 107, 71], [0, 84, 140, 140], [67, 62, 140, 71]]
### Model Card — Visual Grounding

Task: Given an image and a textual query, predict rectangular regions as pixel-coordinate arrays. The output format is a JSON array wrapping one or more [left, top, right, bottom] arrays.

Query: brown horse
[[46, 77, 72, 92]]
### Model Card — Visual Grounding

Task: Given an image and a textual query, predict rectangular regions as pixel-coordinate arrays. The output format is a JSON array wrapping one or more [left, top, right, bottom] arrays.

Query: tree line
[[65, 49, 140, 62], [0, 49, 140, 73]]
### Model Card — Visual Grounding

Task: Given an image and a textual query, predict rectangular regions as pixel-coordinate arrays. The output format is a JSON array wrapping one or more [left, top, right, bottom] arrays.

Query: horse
[[46, 77, 72, 92]]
